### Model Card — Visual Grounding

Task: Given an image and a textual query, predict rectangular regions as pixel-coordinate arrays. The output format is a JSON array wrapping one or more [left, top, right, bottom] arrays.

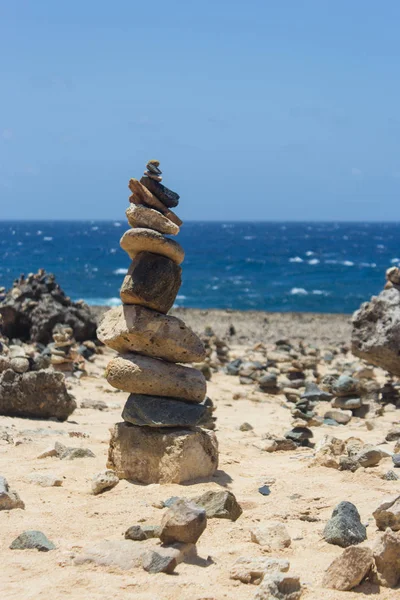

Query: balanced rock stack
[[98, 160, 218, 485]]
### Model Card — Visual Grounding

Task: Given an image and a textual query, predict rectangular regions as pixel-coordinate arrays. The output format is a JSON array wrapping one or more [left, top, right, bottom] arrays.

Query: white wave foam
[[82, 297, 121, 306], [306, 251, 315, 256], [290, 288, 308, 295], [312, 290, 329, 296], [289, 257, 303, 263], [113, 222, 122, 227], [243, 236, 256, 240], [91, 226, 99, 231], [113, 268, 128, 275], [342, 260, 354, 266], [43, 237, 53, 241], [308, 258, 320, 265], [176, 295, 187, 300], [391, 258, 400, 264]]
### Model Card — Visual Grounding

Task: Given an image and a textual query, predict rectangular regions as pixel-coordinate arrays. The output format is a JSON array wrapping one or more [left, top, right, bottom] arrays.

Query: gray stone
[[301, 382, 332, 402], [192, 490, 243, 521], [142, 543, 196, 574], [323, 546, 373, 590], [59, 446, 95, 460], [332, 375, 358, 397], [10, 530, 55, 551], [106, 353, 206, 403], [284, 427, 313, 445], [97, 304, 206, 364], [107, 422, 218, 484], [324, 409, 352, 425], [384, 470, 399, 481], [259, 373, 280, 394], [140, 176, 180, 208], [386, 428, 400, 441], [352, 287, 400, 376], [356, 447, 383, 468], [120, 252, 182, 313], [0, 368, 76, 421], [254, 572, 302, 600], [323, 501, 367, 547], [230, 556, 290, 584], [332, 396, 362, 410], [392, 454, 400, 467], [124, 525, 147, 541], [10, 357, 30, 373], [160, 498, 207, 544], [91, 469, 119, 495], [0, 476, 25, 510], [239, 422, 253, 431], [80, 398, 108, 411], [122, 394, 207, 428], [373, 495, 400, 531]]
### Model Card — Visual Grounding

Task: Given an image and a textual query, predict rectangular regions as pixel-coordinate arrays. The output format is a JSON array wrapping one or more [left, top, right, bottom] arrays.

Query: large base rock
[[0, 368, 76, 421], [352, 288, 400, 376], [107, 422, 218, 484]]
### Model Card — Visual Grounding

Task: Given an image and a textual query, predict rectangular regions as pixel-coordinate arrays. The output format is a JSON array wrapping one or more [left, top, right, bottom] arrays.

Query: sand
[[0, 311, 399, 600]]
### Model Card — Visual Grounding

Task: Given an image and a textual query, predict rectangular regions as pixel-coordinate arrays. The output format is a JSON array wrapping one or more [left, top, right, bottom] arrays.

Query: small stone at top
[[144, 171, 163, 182], [147, 159, 160, 167], [147, 162, 162, 175]]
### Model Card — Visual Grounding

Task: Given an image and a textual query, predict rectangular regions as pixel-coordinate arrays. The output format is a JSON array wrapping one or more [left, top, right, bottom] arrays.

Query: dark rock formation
[[0, 269, 97, 344]]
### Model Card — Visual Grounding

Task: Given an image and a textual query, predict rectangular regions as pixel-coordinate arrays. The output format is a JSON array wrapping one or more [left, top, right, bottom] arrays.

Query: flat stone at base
[[122, 394, 207, 428], [107, 422, 218, 484], [120, 252, 182, 314]]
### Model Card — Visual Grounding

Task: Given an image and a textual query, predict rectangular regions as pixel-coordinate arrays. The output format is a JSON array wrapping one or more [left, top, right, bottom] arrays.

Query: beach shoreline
[[90, 305, 353, 346]]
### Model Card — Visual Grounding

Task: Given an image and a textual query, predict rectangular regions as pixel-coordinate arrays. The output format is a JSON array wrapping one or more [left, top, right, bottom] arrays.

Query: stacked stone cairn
[[98, 160, 218, 485], [49, 324, 85, 375]]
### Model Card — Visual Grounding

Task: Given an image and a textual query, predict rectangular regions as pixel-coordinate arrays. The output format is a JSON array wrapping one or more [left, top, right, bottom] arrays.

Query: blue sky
[[1, 1, 400, 221]]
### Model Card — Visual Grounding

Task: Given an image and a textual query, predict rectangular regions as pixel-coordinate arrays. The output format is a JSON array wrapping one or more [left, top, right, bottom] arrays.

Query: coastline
[[90, 305, 353, 346]]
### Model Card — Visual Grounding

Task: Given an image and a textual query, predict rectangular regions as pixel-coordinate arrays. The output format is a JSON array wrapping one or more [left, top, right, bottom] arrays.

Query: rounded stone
[[125, 205, 179, 235], [91, 469, 119, 495], [120, 228, 184, 264], [10, 357, 30, 373], [106, 354, 206, 403]]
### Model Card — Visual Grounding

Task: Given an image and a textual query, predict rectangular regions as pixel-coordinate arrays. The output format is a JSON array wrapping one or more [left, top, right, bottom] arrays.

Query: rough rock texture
[[251, 522, 291, 550], [160, 499, 206, 544], [120, 228, 184, 265], [10, 530, 55, 551], [0, 368, 76, 421], [128, 178, 182, 227], [140, 176, 180, 208], [322, 546, 373, 590], [372, 528, 400, 588], [120, 252, 182, 313], [0, 476, 25, 510], [142, 543, 196, 574], [352, 287, 400, 376], [192, 490, 243, 521], [230, 556, 290, 584], [323, 501, 367, 548], [106, 354, 206, 403], [126, 204, 179, 235], [254, 572, 302, 600], [122, 394, 207, 428], [26, 472, 63, 487], [107, 422, 218, 484], [91, 470, 119, 495], [97, 305, 206, 363], [0, 270, 96, 344], [373, 495, 400, 531]]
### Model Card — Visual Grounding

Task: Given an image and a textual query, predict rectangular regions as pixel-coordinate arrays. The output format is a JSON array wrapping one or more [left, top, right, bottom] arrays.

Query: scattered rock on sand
[[373, 495, 400, 531], [372, 527, 400, 588], [323, 501, 367, 547], [10, 530, 55, 552], [251, 522, 291, 550], [254, 572, 302, 600], [125, 525, 161, 541], [230, 556, 290, 584], [142, 543, 196, 574], [91, 469, 119, 495], [26, 472, 63, 487], [160, 499, 207, 544], [0, 476, 25, 510], [192, 490, 243, 521], [322, 546, 373, 590], [74, 540, 143, 570]]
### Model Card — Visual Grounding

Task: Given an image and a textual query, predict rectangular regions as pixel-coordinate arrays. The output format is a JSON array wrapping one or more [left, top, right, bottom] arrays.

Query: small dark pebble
[[258, 485, 271, 496]]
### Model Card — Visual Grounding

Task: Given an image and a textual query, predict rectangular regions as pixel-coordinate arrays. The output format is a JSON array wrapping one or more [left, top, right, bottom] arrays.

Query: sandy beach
[[1, 309, 399, 600]]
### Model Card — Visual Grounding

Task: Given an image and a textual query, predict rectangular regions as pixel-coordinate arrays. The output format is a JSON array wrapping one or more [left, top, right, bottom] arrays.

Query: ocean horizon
[[1, 220, 397, 314]]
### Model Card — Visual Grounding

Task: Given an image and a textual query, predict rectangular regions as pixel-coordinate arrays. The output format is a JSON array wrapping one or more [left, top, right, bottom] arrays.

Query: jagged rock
[[0, 270, 96, 344], [59, 446, 95, 460], [373, 495, 400, 531], [355, 447, 383, 468], [323, 501, 367, 547], [106, 354, 206, 403], [120, 228, 184, 265], [352, 287, 400, 376], [284, 427, 313, 446], [140, 176, 180, 208], [254, 572, 302, 600], [192, 490, 243, 521], [259, 373, 280, 394], [0, 476, 25, 510], [107, 422, 218, 484], [142, 543, 196, 574], [332, 375, 358, 397], [322, 546, 373, 590], [160, 498, 206, 544], [91, 470, 119, 495], [128, 178, 182, 227], [121, 394, 207, 428], [230, 556, 290, 584], [10, 530, 55, 551], [372, 528, 400, 588], [120, 252, 182, 313], [97, 305, 206, 363], [0, 368, 76, 421], [125, 204, 179, 235], [251, 522, 291, 550], [301, 382, 332, 402], [125, 525, 161, 540], [386, 427, 400, 441]]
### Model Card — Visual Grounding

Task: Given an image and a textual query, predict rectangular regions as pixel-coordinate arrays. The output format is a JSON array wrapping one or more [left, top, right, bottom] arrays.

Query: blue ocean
[[0, 221, 398, 314]]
